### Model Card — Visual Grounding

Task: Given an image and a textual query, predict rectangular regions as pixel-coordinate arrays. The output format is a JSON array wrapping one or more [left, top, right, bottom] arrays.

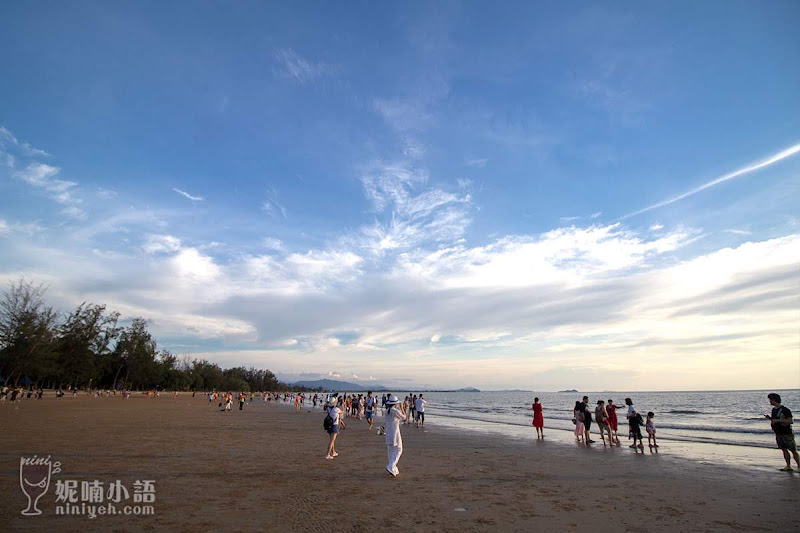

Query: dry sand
[[0, 393, 797, 532]]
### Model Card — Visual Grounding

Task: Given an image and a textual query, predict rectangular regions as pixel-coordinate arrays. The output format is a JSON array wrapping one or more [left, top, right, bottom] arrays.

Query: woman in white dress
[[384, 395, 407, 477]]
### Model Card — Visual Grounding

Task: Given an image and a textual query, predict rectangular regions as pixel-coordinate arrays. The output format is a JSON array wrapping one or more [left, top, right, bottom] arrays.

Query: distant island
[[291, 379, 389, 391], [457, 387, 480, 392], [558, 389, 579, 393]]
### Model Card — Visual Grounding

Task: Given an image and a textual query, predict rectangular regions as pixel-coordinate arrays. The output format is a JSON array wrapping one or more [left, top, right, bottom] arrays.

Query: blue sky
[[1, 2, 798, 390]]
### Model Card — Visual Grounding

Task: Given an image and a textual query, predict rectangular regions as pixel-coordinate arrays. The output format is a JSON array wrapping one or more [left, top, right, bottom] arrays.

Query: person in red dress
[[532, 397, 544, 439], [606, 399, 621, 446]]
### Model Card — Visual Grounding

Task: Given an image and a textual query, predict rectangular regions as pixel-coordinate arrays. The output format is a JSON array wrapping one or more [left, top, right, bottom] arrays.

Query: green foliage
[[0, 278, 312, 392]]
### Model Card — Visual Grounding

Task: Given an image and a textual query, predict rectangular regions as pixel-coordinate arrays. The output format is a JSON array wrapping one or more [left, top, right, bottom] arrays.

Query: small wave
[[666, 410, 705, 415]]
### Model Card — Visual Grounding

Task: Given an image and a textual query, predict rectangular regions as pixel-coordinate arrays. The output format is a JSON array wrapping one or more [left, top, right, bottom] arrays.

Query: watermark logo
[[19, 456, 155, 519], [19, 455, 61, 516]]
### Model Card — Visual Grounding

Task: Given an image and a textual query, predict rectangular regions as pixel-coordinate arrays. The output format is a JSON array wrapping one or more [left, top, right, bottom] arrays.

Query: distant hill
[[291, 379, 389, 392], [457, 387, 481, 392]]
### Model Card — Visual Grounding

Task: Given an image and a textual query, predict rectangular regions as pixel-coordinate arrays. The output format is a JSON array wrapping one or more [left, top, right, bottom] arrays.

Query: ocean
[[326, 389, 800, 471]]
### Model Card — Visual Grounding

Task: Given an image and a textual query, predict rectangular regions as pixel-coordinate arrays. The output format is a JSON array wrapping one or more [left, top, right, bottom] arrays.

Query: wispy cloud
[[261, 198, 287, 219], [622, 143, 800, 219], [0, 126, 48, 157], [465, 157, 488, 168], [273, 48, 328, 84], [173, 188, 204, 202], [13, 162, 86, 219], [356, 161, 472, 254], [373, 98, 434, 132]]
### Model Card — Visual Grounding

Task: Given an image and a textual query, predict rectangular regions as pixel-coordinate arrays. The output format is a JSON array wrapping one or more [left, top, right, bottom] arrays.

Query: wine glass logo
[[19, 456, 53, 516]]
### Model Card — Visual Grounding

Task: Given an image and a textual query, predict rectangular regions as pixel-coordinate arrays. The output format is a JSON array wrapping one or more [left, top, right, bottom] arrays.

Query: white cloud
[[0, 219, 8, 236], [263, 238, 284, 250], [245, 249, 363, 293], [61, 206, 87, 220], [262, 200, 287, 218], [373, 98, 434, 132], [723, 229, 751, 236], [273, 48, 328, 84], [650, 223, 664, 231], [96, 188, 117, 199], [464, 157, 488, 168], [0, 126, 48, 157], [143, 234, 182, 254], [356, 162, 472, 255], [430, 334, 441, 343], [172, 188, 204, 202], [395, 223, 695, 289], [171, 248, 220, 281], [623, 143, 800, 219]]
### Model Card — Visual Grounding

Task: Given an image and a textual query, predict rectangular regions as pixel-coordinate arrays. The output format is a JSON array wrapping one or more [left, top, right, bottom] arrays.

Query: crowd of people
[[564, 396, 655, 450], [4, 383, 795, 473]]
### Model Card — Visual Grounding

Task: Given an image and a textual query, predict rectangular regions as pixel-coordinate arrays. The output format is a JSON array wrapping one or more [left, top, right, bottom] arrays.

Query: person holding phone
[[766, 393, 800, 472]]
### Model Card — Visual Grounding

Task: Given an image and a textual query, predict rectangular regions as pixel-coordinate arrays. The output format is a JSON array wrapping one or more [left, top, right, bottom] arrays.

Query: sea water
[[345, 389, 800, 471]]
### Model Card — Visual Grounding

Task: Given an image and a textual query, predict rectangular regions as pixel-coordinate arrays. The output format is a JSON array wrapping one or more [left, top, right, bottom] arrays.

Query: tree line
[[0, 279, 316, 392]]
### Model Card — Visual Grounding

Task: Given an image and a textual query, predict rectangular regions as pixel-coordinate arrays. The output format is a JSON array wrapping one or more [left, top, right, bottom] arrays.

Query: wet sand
[[0, 393, 797, 532]]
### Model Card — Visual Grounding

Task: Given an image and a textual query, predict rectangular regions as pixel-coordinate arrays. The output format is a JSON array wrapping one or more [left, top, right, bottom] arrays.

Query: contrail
[[621, 143, 800, 219]]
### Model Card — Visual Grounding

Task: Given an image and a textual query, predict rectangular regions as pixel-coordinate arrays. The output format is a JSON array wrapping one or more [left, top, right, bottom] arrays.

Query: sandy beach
[[0, 393, 797, 532]]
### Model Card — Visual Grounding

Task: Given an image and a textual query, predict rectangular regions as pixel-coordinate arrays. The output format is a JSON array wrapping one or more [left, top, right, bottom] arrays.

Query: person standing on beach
[[415, 394, 427, 427], [325, 398, 342, 460], [766, 393, 800, 472], [384, 395, 407, 476], [606, 399, 621, 446], [581, 396, 596, 444], [573, 401, 585, 443], [625, 398, 644, 449], [403, 396, 413, 425], [645, 412, 658, 448], [532, 397, 544, 438]]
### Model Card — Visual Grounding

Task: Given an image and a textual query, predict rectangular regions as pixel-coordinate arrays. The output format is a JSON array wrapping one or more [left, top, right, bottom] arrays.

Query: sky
[[0, 1, 798, 391]]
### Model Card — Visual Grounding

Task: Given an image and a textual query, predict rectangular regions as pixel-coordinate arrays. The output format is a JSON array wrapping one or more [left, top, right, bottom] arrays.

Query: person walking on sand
[[325, 398, 342, 460], [595, 400, 613, 446], [625, 398, 644, 450], [384, 395, 407, 476], [766, 393, 800, 472], [532, 397, 544, 438], [573, 401, 585, 443], [365, 391, 376, 431], [606, 399, 622, 446]]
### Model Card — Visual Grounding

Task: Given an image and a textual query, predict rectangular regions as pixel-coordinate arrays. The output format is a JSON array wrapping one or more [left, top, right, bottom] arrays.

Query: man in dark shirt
[[767, 393, 799, 472], [581, 396, 595, 444]]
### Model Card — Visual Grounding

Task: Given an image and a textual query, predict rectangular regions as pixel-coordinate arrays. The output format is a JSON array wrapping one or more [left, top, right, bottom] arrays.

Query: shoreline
[[1, 393, 797, 531]]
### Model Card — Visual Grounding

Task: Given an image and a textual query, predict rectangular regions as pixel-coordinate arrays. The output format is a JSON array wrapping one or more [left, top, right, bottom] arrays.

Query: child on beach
[[646, 412, 657, 448]]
